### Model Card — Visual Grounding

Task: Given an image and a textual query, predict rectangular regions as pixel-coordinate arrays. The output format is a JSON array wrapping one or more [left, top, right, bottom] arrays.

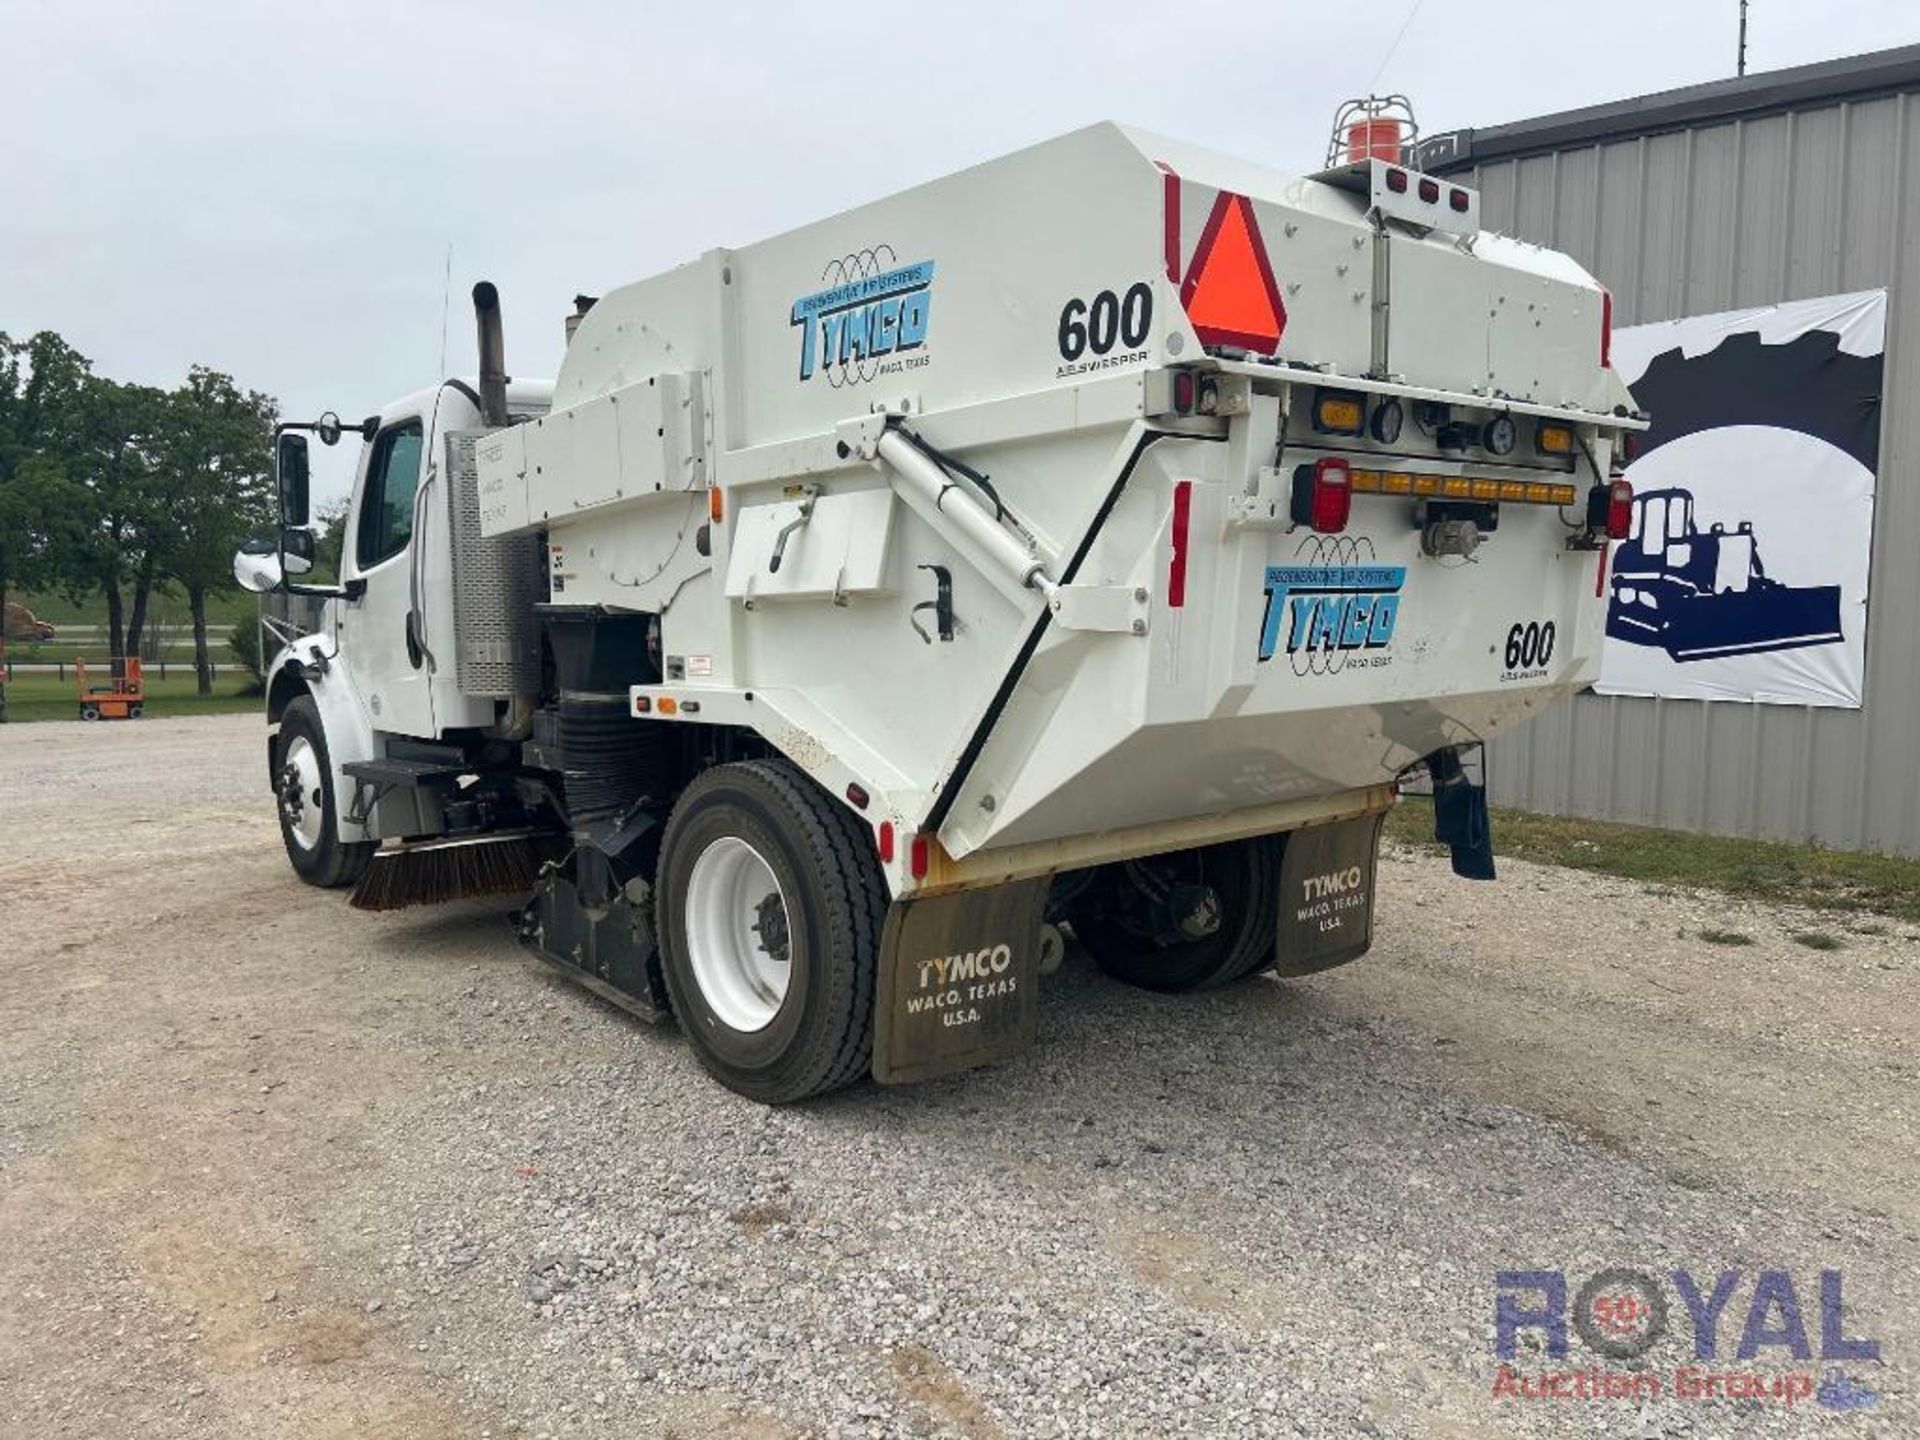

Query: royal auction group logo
[[1493, 1267, 1881, 1411]]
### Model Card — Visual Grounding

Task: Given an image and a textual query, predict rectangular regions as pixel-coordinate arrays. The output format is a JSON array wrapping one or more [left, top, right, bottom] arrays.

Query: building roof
[[1421, 43, 1920, 173]]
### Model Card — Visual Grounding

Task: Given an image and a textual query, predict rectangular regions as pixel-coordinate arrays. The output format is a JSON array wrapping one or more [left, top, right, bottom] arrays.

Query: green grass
[[1388, 797, 1920, 926], [0, 670, 258, 723]]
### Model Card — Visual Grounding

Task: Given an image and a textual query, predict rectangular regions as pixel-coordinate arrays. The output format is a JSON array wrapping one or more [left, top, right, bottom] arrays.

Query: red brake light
[[1172, 370, 1195, 414], [1606, 479, 1633, 540], [909, 833, 930, 879], [1385, 167, 1409, 194], [1417, 177, 1440, 204], [877, 820, 895, 864], [1167, 480, 1192, 608], [1448, 188, 1470, 213], [1600, 287, 1614, 369], [1310, 457, 1351, 534]]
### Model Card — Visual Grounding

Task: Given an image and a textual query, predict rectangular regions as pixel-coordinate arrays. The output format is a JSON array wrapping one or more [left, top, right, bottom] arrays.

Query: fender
[[266, 634, 378, 844]]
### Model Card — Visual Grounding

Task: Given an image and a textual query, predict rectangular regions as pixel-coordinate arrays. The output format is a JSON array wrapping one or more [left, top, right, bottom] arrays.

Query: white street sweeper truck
[[239, 109, 1644, 1101]]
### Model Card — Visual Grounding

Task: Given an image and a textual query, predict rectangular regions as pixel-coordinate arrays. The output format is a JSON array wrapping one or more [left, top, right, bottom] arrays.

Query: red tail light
[[1600, 287, 1614, 369], [1310, 457, 1351, 534], [1448, 188, 1470, 213], [877, 820, 895, 864], [1417, 177, 1440, 204], [1605, 478, 1632, 540], [1167, 480, 1193, 608], [1385, 167, 1409, 194], [909, 833, 930, 879]]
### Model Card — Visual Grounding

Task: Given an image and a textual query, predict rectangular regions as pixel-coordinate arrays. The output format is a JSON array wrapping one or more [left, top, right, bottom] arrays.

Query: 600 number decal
[[1504, 620, 1556, 672], [1058, 283, 1153, 362]]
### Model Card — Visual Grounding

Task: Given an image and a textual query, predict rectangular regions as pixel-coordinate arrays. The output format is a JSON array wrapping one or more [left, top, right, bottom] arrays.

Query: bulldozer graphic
[[1607, 323, 1879, 666], [1607, 487, 1844, 662]]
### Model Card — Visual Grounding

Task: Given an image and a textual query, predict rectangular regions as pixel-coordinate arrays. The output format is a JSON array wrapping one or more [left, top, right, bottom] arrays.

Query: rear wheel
[[657, 759, 886, 1103], [275, 695, 374, 888], [1071, 834, 1280, 992]]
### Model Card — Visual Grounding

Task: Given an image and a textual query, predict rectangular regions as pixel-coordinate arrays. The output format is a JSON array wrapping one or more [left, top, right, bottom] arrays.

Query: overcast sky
[[5, 0, 1916, 503]]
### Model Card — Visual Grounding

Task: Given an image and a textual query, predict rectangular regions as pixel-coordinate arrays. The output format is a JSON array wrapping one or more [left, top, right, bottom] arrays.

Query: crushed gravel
[[0, 713, 1913, 1437]]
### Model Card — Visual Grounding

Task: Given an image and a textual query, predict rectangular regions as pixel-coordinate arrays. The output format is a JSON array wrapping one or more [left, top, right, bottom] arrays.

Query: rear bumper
[[911, 782, 1396, 896]]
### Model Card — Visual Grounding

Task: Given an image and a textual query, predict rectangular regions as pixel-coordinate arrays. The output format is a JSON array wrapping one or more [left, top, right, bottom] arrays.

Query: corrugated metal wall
[[1459, 91, 1920, 857]]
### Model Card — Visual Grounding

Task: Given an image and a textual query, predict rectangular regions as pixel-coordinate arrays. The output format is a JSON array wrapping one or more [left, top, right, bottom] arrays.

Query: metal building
[[1423, 45, 1920, 858]]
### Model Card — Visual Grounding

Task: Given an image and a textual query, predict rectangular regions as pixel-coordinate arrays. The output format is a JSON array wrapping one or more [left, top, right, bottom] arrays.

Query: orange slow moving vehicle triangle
[[1179, 191, 1287, 354]]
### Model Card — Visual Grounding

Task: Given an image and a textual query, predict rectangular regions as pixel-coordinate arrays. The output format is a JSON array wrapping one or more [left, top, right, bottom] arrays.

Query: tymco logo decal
[[1257, 536, 1406, 676], [790, 245, 934, 387]]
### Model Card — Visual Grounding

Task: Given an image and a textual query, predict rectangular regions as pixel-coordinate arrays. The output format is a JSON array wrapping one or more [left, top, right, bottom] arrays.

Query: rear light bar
[[1347, 469, 1579, 507]]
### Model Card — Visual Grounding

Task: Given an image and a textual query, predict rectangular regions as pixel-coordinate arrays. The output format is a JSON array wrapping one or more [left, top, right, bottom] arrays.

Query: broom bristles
[[349, 832, 546, 912]]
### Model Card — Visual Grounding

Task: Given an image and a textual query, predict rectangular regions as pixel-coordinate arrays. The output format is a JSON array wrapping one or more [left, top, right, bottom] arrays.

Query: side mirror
[[276, 432, 311, 527], [282, 527, 316, 576], [233, 537, 284, 594]]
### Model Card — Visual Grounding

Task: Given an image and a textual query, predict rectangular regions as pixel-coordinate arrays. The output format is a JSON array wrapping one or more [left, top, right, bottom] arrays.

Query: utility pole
[[1738, 0, 1749, 77]]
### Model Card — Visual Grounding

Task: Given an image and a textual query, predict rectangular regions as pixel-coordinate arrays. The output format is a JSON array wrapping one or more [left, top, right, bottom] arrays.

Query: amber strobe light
[[1311, 389, 1366, 436], [1536, 422, 1575, 456]]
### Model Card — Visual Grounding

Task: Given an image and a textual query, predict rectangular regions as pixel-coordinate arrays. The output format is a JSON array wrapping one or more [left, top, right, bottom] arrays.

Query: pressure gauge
[[1483, 413, 1518, 456]]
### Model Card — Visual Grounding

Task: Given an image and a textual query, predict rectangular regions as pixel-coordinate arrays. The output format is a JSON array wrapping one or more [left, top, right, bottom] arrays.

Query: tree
[[47, 375, 172, 663], [154, 367, 278, 694], [0, 332, 96, 720], [311, 499, 348, 583]]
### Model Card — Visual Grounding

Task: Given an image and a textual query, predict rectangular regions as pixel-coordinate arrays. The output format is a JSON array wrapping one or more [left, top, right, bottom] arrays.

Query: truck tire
[[275, 696, 374, 889], [656, 759, 886, 1103], [1071, 834, 1280, 992]]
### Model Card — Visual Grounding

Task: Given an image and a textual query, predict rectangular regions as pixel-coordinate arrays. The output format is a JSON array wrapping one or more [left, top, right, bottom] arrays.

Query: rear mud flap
[[873, 876, 1049, 1085], [1429, 746, 1496, 880], [1272, 812, 1386, 977]]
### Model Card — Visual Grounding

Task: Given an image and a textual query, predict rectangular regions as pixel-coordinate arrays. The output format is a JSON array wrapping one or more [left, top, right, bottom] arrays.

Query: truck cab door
[[341, 414, 436, 738]]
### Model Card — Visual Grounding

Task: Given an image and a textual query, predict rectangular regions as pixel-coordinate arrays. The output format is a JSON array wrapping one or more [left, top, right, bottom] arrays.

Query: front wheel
[[1070, 835, 1281, 992], [275, 695, 373, 888], [656, 759, 886, 1103]]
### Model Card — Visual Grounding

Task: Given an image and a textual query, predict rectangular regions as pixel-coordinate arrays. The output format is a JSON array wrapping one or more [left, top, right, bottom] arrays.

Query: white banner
[[1599, 290, 1884, 708]]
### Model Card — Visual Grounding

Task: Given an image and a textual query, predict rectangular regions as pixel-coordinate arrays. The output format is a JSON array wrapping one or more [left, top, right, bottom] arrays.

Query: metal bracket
[[1048, 583, 1151, 634], [1227, 465, 1295, 529], [833, 413, 889, 462]]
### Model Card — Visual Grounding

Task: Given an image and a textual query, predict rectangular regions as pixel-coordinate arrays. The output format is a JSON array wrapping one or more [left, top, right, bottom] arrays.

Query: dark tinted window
[[356, 422, 424, 569]]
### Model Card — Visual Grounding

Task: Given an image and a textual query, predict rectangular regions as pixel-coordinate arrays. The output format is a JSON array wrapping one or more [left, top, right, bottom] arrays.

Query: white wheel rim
[[684, 836, 792, 1033], [279, 735, 326, 852]]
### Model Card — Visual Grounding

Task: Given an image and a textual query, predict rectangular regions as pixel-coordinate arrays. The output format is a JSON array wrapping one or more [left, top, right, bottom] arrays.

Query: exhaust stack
[[473, 281, 509, 427]]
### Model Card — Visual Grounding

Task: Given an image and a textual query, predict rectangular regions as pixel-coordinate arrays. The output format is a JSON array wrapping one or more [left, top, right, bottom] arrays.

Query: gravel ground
[[0, 713, 1913, 1438]]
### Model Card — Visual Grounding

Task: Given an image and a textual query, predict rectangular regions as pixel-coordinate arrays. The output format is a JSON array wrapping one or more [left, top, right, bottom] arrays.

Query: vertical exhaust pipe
[[471, 279, 536, 742], [473, 281, 509, 427]]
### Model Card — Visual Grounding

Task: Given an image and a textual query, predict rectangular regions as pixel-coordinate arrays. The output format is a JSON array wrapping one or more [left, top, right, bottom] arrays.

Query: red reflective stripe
[[1600, 287, 1614, 369], [1156, 161, 1181, 284], [1168, 480, 1193, 608], [1596, 540, 1610, 598]]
